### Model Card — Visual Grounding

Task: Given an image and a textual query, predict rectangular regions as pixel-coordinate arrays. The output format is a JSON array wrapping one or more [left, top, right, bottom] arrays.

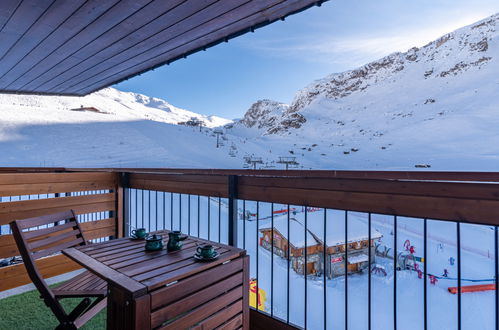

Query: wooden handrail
[[66, 168, 499, 182], [3, 167, 499, 182], [123, 171, 499, 226]]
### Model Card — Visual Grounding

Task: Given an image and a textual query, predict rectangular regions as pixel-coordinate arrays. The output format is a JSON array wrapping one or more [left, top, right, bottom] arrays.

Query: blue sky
[[114, 0, 499, 119]]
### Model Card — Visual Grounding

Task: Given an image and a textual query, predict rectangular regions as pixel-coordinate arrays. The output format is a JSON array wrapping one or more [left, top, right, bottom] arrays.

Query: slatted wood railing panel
[[236, 181, 499, 225], [0, 193, 115, 225], [128, 173, 228, 197], [0, 171, 121, 291], [0, 254, 80, 291]]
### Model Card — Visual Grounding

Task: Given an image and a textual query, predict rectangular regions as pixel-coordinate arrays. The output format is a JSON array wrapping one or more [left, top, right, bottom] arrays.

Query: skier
[[417, 269, 423, 279], [449, 257, 455, 266], [409, 246, 415, 255], [442, 269, 449, 277], [429, 275, 438, 285]]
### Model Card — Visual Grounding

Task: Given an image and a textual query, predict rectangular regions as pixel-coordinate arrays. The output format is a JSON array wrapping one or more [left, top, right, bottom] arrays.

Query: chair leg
[[73, 297, 107, 329], [67, 297, 91, 322]]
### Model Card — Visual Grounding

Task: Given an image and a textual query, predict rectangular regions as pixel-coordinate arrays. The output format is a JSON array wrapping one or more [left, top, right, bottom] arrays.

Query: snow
[[0, 12, 498, 330], [347, 253, 368, 264], [226, 12, 499, 171], [259, 210, 382, 248], [122, 197, 499, 330], [0, 87, 231, 128], [0, 87, 241, 168], [2, 10, 499, 170], [304, 209, 383, 246], [259, 215, 317, 248]]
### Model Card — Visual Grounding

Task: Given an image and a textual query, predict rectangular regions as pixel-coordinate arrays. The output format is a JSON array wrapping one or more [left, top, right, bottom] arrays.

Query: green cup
[[196, 244, 215, 258], [132, 228, 147, 239], [145, 234, 163, 251]]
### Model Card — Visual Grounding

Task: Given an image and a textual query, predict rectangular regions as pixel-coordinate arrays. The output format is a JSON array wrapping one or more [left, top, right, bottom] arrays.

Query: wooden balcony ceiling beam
[[0, 0, 325, 96]]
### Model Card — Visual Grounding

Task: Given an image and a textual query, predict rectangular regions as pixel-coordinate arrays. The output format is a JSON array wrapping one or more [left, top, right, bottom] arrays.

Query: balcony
[[1, 168, 499, 329]]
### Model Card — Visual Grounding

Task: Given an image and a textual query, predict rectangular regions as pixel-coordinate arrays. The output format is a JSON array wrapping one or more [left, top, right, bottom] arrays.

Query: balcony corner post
[[228, 175, 238, 246]]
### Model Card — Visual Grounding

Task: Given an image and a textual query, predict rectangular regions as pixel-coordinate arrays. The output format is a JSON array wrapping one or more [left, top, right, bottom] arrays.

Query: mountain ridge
[[0, 87, 231, 128], [237, 12, 498, 136]]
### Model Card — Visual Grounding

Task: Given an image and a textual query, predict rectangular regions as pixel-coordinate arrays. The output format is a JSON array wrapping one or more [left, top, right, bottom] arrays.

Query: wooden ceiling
[[0, 0, 325, 96]]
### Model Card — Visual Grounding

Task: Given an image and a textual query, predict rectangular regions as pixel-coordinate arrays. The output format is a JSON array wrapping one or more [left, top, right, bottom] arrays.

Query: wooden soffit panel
[[0, 0, 325, 96]]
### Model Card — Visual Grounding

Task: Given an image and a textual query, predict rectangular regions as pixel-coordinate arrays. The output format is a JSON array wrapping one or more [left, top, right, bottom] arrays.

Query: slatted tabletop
[[63, 230, 246, 296]]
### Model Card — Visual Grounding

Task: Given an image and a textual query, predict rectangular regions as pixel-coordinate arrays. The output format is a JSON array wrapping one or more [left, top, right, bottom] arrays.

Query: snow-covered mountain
[[0, 88, 237, 168], [239, 14, 498, 135], [1, 13, 499, 170], [229, 13, 499, 170], [0, 87, 230, 128]]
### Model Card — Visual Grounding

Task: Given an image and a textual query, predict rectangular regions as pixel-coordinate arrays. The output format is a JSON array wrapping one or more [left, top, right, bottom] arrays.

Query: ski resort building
[[260, 216, 322, 275], [70, 106, 103, 113], [259, 211, 383, 277], [320, 215, 383, 278]]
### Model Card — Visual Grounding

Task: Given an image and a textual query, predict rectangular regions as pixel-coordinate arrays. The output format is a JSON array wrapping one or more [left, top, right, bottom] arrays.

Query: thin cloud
[[241, 13, 494, 68]]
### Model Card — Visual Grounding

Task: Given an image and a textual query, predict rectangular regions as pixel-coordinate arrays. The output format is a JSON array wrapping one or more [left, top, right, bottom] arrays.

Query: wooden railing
[[119, 169, 499, 329], [123, 170, 499, 226], [0, 171, 122, 291], [2, 168, 499, 329]]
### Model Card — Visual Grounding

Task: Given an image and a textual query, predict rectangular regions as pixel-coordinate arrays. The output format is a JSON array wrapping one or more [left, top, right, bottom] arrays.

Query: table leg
[[242, 255, 250, 330], [107, 283, 151, 330]]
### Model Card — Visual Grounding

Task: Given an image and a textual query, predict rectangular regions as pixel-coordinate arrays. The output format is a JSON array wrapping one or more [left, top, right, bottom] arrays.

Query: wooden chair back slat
[[23, 221, 77, 240], [15, 210, 75, 229], [13, 210, 87, 260], [31, 237, 85, 260], [29, 229, 83, 250]]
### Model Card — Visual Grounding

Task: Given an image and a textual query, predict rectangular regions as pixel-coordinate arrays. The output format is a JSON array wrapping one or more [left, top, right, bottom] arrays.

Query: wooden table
[[62, 230, 249, 330]]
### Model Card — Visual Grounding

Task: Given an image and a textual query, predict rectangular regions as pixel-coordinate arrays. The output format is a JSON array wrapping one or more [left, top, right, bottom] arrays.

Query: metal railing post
[[120, 172, 130, 237], [228, 175, 238, 246]]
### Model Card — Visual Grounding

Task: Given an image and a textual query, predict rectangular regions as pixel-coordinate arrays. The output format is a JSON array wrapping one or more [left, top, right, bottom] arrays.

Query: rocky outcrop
[[238, 99, 307, 134]]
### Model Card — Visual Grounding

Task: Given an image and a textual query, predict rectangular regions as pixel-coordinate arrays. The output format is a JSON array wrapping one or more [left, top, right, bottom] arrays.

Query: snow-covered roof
[[259, 215, 318, 248], [304, 210, 382, 246], [259, 210, 382, 249]]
